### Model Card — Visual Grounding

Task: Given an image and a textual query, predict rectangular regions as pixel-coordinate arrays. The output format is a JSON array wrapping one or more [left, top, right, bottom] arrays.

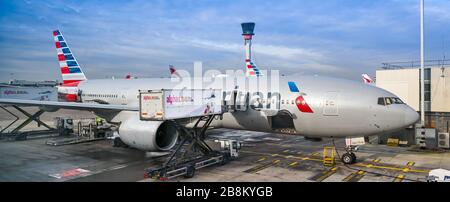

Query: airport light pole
[[420, 0, 425, 127]]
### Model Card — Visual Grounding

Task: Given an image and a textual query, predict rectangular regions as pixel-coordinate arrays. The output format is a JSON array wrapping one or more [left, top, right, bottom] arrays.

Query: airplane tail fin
[[362, 74, 373, 84], [53, 30, 87, 86], [169, 65, 180, 78], [246, 60, 263, 77]]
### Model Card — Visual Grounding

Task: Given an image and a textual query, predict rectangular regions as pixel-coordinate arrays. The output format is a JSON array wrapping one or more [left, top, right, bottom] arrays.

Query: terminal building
[[376, 60, 450, 147], [0, 80, 58, 101]]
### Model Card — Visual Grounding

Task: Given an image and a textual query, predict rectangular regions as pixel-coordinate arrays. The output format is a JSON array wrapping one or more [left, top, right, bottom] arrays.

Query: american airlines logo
[[143, 95, 159, 101], [288, 82, 314, 113], [3, 90, 29, 95], [166, 95, 193, 105]]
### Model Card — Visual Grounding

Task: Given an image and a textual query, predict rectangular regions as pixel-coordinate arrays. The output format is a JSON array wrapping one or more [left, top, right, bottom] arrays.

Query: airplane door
[[120, 90, 128, 105], [223, 90, 236, 112], [323, 92, 339, 116], [235, 91, 249, 111]]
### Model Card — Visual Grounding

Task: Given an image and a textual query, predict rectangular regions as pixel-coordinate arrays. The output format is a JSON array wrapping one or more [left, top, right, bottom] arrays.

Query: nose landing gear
[[341, 146, 357, 164]]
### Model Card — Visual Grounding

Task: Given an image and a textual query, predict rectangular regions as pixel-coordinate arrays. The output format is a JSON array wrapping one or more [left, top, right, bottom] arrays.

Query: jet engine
[[116, 112, 179, 151]]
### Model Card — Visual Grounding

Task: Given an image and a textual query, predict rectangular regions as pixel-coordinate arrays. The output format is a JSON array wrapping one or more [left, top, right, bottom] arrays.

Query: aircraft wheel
[[184, 165, 195, 178], [113, 138, 125, 147], [341, 153, 354, 164], [221, 153, 230, 165]]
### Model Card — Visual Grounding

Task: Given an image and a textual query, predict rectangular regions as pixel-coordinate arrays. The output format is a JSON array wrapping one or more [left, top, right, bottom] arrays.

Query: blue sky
[[1, 0, 450, 81]]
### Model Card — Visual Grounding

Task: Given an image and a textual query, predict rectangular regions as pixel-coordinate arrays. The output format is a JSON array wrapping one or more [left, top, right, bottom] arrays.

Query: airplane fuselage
[[72, 75, 419, 138]]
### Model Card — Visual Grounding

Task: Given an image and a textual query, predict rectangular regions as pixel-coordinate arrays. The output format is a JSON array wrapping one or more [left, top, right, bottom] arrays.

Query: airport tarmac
[[1, 107, 450, 182]]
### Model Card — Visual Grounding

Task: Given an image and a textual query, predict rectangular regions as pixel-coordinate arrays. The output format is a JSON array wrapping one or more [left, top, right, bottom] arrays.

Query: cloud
[[1, 0, 450, 82]]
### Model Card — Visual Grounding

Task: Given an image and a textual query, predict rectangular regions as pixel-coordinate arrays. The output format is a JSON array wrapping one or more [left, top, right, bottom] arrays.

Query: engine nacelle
[[117, 112, 179, 151]]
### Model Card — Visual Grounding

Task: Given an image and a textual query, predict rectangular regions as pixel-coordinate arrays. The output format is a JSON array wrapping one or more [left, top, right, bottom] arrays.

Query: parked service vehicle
[[427, 169, 450, 182]]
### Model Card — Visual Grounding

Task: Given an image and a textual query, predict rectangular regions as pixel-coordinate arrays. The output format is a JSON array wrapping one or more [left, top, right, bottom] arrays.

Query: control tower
[[241, 22, 261, 76]]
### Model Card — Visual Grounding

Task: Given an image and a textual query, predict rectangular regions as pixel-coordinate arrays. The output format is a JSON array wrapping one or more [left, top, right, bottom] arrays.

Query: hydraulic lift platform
[[139, 89, 241, 180], [0, 105, 57, 140], [144, 116, 241, 180]]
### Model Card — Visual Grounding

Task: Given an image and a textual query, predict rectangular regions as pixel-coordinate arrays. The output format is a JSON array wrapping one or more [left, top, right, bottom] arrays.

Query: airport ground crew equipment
[[144, 115, 241, 180], [426, 168, 450, 182], [323, 146, 336, 167], [141, 88, 238, 180], [56, 117, 73, 136], [387, 138, 400, 147], [0, 105, 56, 140]]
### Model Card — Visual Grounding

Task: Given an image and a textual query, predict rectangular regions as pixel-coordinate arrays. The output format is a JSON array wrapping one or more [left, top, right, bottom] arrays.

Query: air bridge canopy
[[139, 89, 223, 121]]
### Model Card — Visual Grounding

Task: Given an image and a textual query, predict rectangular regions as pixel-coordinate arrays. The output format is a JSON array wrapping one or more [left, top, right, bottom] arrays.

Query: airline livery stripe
[[58, 54, 65, 61], [62, 48, 71, 54], [53, 30, 61, 36], [296, 96, 314, 113], [63, 80, 81, 85], [67, 61, 78, 67], [288, 82, 300, 92], [69, 68, 82, 73], [59, 61, 67, 67], [61, 67, 70, 74], [55, 42, 61, 48], [62, 73, 85, 80], [64, 54, 74, 60], [58, 36, 64, 41]]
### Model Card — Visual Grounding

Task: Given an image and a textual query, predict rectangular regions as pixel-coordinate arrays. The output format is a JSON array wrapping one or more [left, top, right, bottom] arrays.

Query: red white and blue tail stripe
[[246, 59, 262, 77], [53, 30, 87, 86]]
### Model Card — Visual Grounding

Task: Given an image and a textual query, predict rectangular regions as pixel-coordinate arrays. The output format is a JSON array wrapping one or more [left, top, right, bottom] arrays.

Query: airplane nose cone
[[404, 107, 420, 126]]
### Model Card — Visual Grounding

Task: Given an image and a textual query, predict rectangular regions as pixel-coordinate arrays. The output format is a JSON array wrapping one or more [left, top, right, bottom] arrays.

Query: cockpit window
[[392, 97, 404, 104], [378, 97, 385, 105], [378, 97, 405, 106], [385, 97, 393, 105]]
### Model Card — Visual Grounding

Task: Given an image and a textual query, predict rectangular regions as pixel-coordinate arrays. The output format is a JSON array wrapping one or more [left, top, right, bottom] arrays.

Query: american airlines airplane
[[0, 23, 419, 164]]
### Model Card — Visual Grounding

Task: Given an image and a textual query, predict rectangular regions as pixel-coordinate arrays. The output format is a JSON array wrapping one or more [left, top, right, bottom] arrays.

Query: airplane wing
[[0, 99, 138, 111]]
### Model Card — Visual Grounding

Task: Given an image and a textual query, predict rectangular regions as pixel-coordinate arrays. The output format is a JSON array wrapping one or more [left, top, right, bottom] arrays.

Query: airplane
[[0, 23, 419, 164], [362, 74, 373, 84], [169, 65, 181, 78], [169, 65, 227, 78]]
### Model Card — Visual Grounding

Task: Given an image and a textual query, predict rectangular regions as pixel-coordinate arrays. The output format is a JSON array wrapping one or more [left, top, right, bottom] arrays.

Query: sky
[[1, 0, 450, 82]]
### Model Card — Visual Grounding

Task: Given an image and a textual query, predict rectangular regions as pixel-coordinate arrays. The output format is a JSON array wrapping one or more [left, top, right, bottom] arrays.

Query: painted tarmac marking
[[402, 161, 416, 173], [240, 150, 430, 174], [288, 161, 299, 167], [342, 170, 365, 182], [244, 159, 281, 174], [309, 167, 338, 182], [353, 163, 429, 173], [256, 157, 267, 162], [393, 174, 405, 182]]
